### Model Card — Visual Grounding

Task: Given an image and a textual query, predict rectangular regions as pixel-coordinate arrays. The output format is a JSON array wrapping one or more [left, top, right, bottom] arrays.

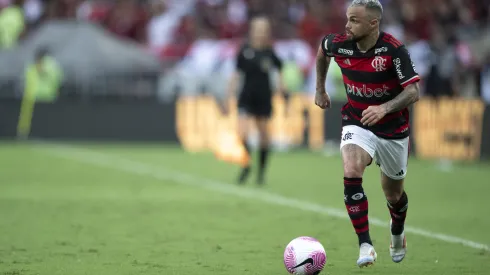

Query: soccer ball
[[283, 236, 327, 274]]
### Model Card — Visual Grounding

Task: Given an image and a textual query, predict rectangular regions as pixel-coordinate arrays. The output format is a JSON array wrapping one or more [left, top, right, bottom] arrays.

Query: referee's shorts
[[237, 94, 272, 118]]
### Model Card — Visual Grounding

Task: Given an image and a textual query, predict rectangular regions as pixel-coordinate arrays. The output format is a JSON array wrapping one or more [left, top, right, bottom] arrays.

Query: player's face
[[345, 6, 377, 42], [250, 18, 271, 46]]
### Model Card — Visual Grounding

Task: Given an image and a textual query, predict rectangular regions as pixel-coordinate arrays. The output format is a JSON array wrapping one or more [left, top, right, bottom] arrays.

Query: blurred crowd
[[1, 0, 490, 101]]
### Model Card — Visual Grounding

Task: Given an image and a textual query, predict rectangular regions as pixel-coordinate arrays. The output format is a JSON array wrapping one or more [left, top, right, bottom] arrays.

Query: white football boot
[[357, 243, 377, 267], [390, 219, 407, 263]]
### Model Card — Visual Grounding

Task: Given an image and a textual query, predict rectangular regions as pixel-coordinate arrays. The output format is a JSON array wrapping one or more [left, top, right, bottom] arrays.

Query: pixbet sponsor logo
[[394, 58, 404, 80], [346, 83, 390, 98]]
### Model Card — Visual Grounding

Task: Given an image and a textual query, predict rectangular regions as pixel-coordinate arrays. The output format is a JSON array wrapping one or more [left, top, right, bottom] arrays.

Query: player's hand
[[314, 90, 331, 109], [361, 105, 388, 126]]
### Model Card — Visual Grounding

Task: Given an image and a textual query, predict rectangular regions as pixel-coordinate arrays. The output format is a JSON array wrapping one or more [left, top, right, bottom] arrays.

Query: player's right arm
[[315, 34, 335, 109]]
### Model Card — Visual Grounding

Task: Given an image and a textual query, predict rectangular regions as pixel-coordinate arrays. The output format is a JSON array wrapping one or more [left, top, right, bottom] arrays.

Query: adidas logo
[[344, 59, 351, 66], [395, 170, 405, 177]]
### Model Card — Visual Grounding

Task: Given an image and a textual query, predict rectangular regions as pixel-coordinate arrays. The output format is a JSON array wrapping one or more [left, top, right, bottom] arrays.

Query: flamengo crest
[[371, 56, 387, 72]]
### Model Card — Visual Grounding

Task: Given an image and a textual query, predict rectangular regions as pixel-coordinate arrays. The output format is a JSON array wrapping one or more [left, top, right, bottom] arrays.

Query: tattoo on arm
[[316, 46, 330, 92], [382, 83, 420, 113]]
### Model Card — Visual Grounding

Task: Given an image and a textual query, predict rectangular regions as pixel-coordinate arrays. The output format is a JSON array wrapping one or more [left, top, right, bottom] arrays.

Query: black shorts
[[237, 95, 272, 118]]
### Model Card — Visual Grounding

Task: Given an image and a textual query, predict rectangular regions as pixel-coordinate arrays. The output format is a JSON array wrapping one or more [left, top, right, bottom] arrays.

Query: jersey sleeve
[[320, 33, 336, 57], [392, 45, 420, 88]]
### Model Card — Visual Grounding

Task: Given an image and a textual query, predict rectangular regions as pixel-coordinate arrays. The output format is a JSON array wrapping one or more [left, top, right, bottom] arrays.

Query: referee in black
[[224, 16, 287, 185]]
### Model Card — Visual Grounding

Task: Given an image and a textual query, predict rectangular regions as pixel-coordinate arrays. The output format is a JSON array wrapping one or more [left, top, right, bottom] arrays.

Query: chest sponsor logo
[[346, 84, 390, 98]]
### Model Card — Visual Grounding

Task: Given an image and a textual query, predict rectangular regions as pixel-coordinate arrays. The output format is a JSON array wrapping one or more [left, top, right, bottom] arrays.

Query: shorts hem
[[380, 165, 407, 180], [238, 107, 272, 118], [340, 140, 375, 159]]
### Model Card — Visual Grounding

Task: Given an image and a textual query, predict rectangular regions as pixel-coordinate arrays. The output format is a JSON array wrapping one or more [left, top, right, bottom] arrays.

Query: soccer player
[[225, 16, 286, 185], [314, 0, 420, 267]]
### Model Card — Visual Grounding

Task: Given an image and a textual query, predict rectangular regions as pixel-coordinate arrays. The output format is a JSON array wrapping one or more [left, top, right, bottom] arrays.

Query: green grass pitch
[[1, 142, 489, 274]]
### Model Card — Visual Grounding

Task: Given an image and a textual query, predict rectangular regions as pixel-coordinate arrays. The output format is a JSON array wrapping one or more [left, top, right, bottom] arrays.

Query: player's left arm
[[361, 46, 420, 126], [381, 45, 421, 113], [381, 82, 420, 114]]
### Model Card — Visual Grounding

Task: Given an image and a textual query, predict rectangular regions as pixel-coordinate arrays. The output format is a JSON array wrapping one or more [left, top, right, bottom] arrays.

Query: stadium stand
[[0, 0, 489, 101]]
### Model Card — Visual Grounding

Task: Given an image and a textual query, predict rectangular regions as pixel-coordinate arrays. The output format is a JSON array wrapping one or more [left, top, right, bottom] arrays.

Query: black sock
[[258, 147, 269, 178], [344, 177, 372, 246], [388, 191, 408, 235], [242, 139, 251, 154], [242, 139, 251, 166], [238, 140, 251, 183]]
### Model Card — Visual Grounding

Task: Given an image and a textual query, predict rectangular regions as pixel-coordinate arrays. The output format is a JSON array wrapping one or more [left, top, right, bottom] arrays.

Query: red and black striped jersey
[[321, 32, 420, 139]]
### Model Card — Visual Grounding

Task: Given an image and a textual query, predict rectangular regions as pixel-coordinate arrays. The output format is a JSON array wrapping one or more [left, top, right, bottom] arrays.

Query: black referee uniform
[[234, 42, 283, 185], [235, 43, 283, 118]]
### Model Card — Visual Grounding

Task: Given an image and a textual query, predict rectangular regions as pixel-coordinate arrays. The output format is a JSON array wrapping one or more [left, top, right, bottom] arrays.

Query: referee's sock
[[238, 139, 251, 184], [242, 139, 251, 162], [258, 147, 269, 184]]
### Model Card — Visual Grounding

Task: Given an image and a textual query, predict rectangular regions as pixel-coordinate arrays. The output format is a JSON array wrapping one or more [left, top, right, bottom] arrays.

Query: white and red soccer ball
[[283, 236, 327, 274]]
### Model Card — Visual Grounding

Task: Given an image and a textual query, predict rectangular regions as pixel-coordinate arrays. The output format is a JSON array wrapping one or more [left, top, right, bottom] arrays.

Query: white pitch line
[[35, 144, 489, 252]]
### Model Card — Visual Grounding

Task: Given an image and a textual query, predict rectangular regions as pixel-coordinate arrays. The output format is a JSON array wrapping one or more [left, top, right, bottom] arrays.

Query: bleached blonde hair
[[349, 0, 383, 20]]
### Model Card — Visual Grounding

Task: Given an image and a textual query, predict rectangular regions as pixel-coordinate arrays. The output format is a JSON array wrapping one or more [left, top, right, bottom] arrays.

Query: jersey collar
[[353, 32, 386, 57]]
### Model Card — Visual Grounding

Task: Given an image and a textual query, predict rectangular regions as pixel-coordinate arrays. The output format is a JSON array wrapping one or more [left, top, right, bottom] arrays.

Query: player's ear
[[370, 18, 379, 28]]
